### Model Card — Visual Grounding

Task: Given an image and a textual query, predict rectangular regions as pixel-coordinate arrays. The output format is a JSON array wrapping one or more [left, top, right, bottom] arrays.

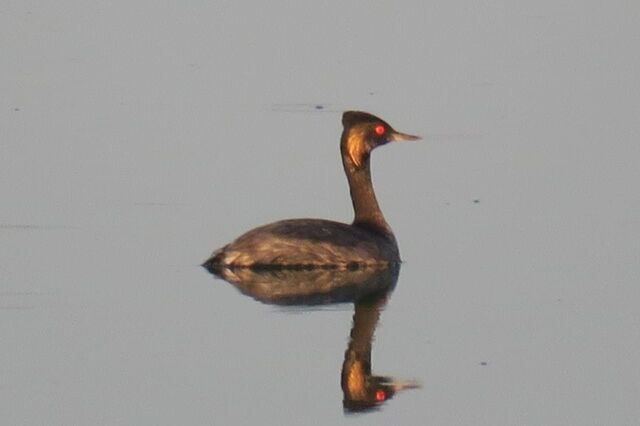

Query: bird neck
[[342, 153, 394, 238]]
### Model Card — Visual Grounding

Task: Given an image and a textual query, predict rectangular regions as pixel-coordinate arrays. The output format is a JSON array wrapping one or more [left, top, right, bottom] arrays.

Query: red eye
[[375, 389, 386, 402], [374, 125, 385, 136]]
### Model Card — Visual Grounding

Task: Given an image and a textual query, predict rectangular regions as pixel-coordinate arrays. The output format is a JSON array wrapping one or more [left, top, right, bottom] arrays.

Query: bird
[[203, 111, 420, 271]]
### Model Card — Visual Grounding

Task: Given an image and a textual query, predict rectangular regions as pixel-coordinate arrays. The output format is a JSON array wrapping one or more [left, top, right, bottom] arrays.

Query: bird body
[[208, 219, 398, 268]]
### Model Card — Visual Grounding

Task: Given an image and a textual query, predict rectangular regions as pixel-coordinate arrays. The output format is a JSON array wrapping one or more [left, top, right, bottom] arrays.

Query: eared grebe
[[204, 111, 420, 269]]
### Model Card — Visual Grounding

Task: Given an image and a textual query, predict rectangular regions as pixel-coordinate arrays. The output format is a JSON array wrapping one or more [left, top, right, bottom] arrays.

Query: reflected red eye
[[374, 125, 385, 136], [375, 389, 386, 402]]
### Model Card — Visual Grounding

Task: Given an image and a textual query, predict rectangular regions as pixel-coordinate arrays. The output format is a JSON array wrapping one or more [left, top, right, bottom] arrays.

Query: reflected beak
[[391, 379, 422, 392], [389, 131, 421, 142]]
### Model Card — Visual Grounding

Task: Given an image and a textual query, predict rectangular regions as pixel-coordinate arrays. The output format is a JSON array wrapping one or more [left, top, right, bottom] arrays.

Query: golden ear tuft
[[347, 130, 366, 168], [345, 361, 367, 400]]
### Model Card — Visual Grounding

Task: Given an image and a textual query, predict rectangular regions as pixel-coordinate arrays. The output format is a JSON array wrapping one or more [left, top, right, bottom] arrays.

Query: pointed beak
[[389, 131, 421, 142]]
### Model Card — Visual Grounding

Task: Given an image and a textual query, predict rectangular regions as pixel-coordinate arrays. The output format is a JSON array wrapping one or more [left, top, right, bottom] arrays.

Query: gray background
[[2, 1, 639, 425]]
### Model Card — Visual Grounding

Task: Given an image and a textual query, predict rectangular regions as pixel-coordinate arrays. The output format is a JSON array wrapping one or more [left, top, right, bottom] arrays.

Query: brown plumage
[[204, 111, 420, 270]]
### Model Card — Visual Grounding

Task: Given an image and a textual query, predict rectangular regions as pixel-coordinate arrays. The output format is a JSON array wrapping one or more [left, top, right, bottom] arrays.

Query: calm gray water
[[2, 2, 639, 425]]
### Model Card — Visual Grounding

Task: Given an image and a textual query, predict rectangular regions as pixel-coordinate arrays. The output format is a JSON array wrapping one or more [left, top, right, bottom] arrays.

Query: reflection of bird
[[210, 263, 399, 306], [342, 292, 420, 413], [205, 259, 420, 411], [204, 111, 420, 270]]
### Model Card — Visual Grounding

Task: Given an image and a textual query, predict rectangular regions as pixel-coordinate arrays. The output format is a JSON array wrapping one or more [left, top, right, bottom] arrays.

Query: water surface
[[2, 2, 639, 425]]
